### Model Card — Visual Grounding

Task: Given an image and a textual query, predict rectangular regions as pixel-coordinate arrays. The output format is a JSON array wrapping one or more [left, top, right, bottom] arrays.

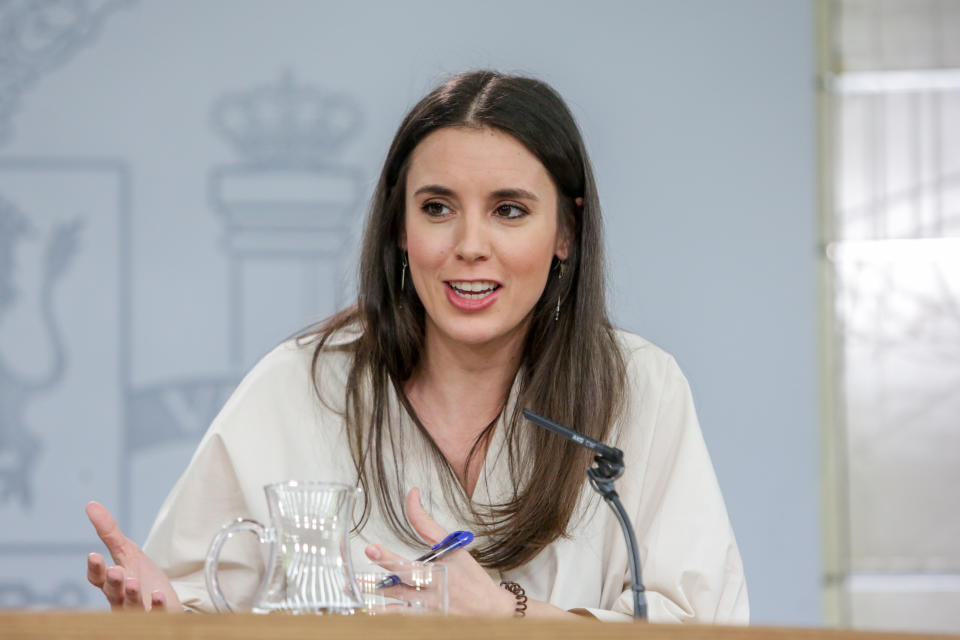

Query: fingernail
[[365, 544, 381, 560]]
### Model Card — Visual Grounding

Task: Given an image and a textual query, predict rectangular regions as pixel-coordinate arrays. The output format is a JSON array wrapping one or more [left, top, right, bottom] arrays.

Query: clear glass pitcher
[[204, 481, 365, 614]]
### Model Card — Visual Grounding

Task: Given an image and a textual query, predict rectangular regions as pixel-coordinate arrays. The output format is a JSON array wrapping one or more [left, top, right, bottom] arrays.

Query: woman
[[85, 70, 748, 622]]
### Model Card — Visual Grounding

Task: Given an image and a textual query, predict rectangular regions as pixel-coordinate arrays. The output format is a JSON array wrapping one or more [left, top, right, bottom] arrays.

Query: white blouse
[[142, 330, 748, 623]]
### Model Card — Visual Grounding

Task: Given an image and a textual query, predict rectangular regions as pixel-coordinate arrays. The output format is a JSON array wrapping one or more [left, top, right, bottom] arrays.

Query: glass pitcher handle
[[204, 517, 274, 613]]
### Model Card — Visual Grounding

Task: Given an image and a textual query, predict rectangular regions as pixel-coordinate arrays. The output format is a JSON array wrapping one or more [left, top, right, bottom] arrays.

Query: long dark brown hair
[[308, 70, 626, 570]]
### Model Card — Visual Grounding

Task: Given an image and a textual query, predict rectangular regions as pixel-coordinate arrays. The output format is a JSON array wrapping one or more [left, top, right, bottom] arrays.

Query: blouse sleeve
[[581, 350, 749, 623], [140, 341, 324, 613], [141, 430, 264, 613]]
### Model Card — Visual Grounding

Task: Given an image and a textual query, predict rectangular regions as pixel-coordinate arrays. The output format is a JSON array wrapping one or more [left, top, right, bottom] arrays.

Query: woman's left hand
[[364, 488, 517, 617]]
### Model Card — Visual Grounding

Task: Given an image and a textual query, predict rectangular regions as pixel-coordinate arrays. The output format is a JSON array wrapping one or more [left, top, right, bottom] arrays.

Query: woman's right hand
[[85, 501, 182, 612]]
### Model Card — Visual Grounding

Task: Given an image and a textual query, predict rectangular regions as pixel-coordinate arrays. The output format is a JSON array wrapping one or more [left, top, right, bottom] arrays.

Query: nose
[[454, 211, 490, 262]]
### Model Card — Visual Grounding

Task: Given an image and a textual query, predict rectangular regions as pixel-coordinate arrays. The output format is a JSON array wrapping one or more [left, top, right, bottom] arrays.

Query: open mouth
[[446, 280, 501, 299]]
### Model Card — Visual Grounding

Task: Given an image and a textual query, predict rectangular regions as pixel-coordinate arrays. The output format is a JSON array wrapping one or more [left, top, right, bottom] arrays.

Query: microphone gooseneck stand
[[522, 408, 647, 620]]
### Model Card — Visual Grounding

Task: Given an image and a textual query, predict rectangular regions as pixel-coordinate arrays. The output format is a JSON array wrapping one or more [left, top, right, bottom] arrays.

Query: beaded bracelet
[[499, 581, 528, 617]]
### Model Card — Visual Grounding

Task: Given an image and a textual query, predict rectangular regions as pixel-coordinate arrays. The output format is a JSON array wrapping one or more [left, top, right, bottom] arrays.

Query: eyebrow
[[412, 184, 540, 202]]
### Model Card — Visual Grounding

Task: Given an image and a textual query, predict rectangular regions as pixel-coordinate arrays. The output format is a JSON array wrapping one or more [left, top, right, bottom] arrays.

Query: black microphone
[[521, 409, 623, 466], [522, 408, 647, 620]]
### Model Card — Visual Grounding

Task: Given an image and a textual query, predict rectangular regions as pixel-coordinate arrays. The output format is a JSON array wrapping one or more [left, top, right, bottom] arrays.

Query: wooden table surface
[[0, 613, 955, 640]]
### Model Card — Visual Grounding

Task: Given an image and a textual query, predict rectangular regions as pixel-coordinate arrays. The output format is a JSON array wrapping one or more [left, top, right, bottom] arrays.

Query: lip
[[444, 280, 502, 311]]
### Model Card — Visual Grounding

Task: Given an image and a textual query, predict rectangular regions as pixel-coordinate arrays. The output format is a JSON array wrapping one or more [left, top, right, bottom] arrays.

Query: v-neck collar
[[388, 368, 527, 533]]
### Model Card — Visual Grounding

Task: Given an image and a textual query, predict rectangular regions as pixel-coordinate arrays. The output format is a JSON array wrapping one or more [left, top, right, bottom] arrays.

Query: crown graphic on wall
[[210, 71, 362, 165]]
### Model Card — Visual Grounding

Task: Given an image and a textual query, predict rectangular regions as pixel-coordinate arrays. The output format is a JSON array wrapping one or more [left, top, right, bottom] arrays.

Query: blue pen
[[376, 530, 474, 589]]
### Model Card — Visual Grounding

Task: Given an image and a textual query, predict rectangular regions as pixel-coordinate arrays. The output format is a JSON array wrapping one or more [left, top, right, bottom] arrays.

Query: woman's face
[[403, 126, 569, 351]]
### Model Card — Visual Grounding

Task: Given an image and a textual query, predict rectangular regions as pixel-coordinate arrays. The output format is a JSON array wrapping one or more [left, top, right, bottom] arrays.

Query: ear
[[555, 197, 581, 261], [555, 232, 570, 261], [398, 229, 407, 251]]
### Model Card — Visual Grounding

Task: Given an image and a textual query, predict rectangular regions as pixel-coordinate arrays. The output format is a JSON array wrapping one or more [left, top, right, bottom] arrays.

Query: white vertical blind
[[823, 0, 960, 632]]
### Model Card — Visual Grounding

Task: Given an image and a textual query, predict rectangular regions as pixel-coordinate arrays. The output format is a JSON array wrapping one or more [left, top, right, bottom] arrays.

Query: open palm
[[85, 501, 181, 612]]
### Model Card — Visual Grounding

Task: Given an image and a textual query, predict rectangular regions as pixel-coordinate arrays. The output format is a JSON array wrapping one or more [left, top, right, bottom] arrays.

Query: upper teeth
[[450, 281, 497, 292]]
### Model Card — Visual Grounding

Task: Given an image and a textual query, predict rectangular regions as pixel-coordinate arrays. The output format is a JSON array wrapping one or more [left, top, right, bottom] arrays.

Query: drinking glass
[[353, 560, 448, 616]]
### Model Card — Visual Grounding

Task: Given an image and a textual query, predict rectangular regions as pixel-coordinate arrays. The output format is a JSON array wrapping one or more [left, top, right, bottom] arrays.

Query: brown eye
[[422, 201, 452, 217], [495, 204, 528, 220]]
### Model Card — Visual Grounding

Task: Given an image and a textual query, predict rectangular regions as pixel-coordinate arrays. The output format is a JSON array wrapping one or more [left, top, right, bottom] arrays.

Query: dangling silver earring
[[554, 260, 566, 321], [401, 251, 408, 291]]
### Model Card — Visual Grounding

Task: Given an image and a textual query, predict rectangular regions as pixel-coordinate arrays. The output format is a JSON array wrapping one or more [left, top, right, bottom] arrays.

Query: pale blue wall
[[0, 0, 816, 625]]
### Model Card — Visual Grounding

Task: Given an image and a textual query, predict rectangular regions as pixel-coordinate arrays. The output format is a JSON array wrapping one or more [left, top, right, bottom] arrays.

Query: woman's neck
[[412, 328, 522, 422]]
